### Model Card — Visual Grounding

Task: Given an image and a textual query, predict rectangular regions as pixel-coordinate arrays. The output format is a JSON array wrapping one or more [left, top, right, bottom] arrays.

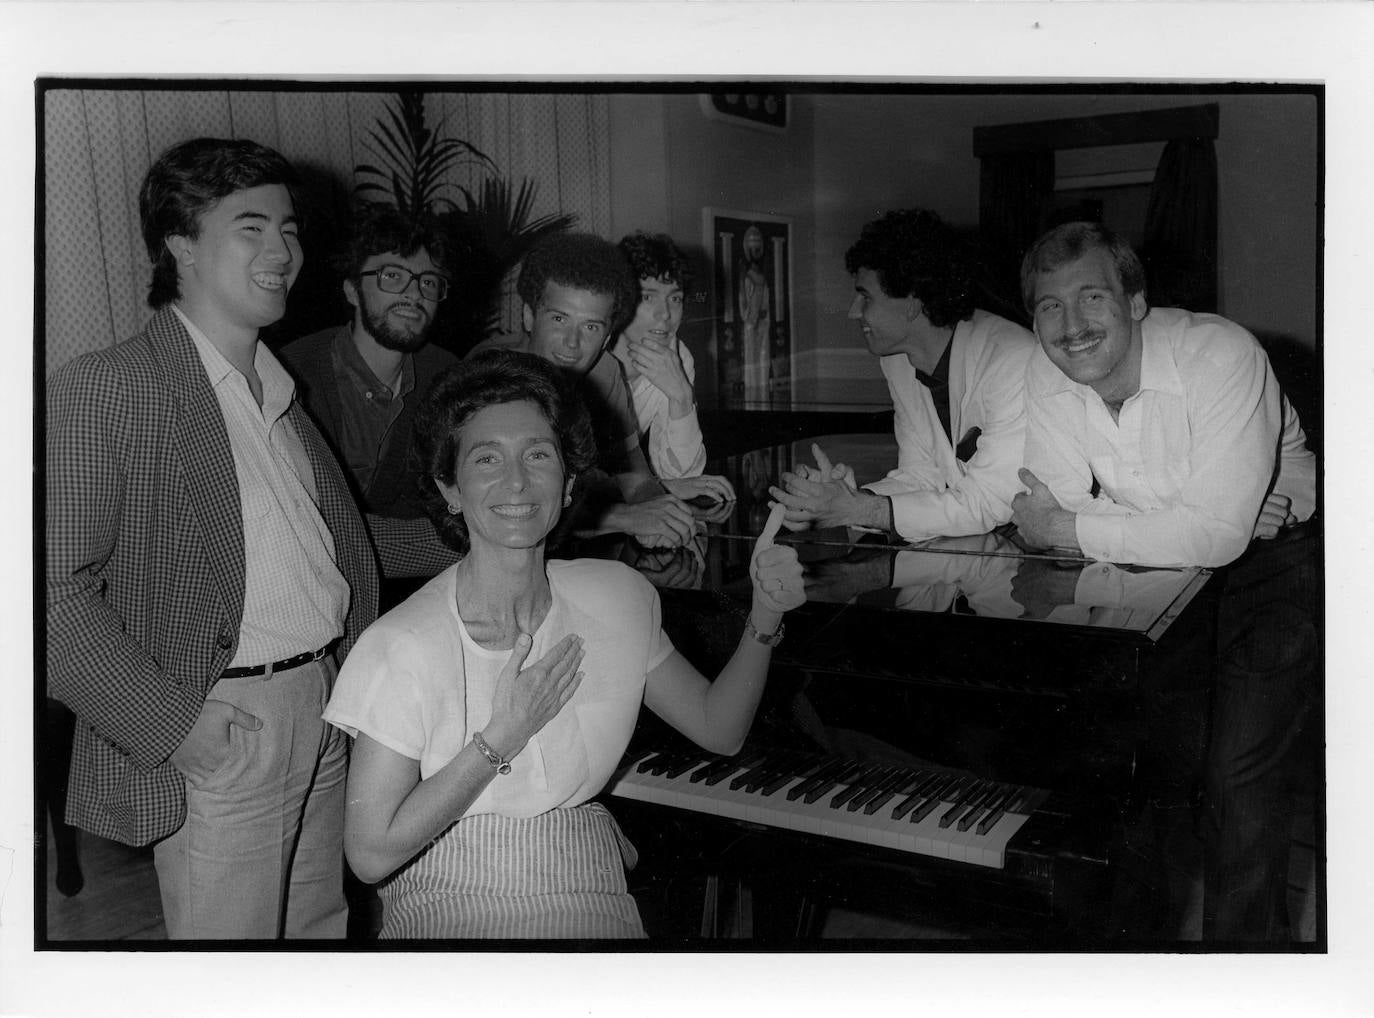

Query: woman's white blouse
[[323, 558, 675, 818]]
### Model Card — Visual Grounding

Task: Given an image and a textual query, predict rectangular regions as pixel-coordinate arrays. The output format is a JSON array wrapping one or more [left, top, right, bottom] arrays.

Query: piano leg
[[700, 874, 754, 938]]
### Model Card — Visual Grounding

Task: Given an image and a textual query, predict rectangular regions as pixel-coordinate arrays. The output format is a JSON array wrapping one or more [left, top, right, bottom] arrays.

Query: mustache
[[386, 300, 429, 318], [1056, 327, 1103, 346]]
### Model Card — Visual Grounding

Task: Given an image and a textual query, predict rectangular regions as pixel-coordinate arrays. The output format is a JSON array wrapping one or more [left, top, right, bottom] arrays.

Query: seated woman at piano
[[610, 231, 735, 505], [323, 349, 804, 939]]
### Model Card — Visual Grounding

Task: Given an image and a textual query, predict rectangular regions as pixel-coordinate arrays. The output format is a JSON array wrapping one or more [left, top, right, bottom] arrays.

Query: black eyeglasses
[[359, 265, 449, 302]]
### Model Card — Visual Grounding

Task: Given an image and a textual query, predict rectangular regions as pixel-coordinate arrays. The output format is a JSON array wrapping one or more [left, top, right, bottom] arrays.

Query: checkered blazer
[[45, 307, 379, 846]]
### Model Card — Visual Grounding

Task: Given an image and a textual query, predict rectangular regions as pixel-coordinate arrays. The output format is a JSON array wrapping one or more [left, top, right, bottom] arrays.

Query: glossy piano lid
[[607, 432, 1213, 641]]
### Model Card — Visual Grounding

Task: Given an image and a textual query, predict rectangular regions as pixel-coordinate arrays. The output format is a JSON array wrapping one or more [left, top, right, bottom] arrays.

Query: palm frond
[[353, 92, 494, 215]]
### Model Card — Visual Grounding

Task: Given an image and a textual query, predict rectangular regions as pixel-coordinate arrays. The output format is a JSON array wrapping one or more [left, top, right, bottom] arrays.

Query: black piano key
[[968, 786, 1015, 829], [846, 767, 905, 813], [957, 799, 993, 832], [977, 805, 1009, 836], [787, 758, 849, 801], [866, 770, 916, 812], [977, 786, 1030, 836], [649, 750, 694, 776], [761, 755, 824, 797], [829, 764, 883, 809], [699, 748, 767, 786], [939, 780, 994, 829], [890, 770, 945, 820], [730, 752, 786, 791], [664, 752, 710, 779], [804, 762, 867, 805], [911, 775, 969, 824], [958, 783, 1014, 832], [689, 753, 744, 783], [865, 769, 924, 816], [742, 750, 807, 793], [793, 758, 852, 802], [635, 751, 672, 775]]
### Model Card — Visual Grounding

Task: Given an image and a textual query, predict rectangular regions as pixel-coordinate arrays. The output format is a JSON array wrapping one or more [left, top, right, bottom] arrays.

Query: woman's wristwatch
[[743, 616, 785, 647]]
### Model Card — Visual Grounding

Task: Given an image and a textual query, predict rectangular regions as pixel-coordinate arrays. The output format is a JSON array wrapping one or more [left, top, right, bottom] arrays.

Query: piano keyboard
[[607, 747, 1048, 870]]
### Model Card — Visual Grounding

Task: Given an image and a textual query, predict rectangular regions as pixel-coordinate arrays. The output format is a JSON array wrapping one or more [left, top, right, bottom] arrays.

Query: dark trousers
[[1200, 528, 1319, 941], [1114, 526, 1319, 942]]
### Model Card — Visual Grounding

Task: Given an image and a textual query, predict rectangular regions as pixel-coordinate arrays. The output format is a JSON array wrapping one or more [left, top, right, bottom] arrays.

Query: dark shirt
[[333, 327, 415, 496], [913, 332, 954, 447], [279, 325, 461, 518]]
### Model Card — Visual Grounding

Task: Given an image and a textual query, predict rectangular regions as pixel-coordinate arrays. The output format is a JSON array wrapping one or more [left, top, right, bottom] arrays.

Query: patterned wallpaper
[[42, 86, 610, 374]]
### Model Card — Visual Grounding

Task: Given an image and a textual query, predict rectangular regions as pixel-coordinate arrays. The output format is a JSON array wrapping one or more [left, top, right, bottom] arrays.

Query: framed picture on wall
[[704, 207, 793, 409]]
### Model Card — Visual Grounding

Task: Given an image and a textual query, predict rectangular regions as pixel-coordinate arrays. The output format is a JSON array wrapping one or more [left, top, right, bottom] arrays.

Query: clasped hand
[[768, 443, 866, 532], [610, 493, 698, 549]]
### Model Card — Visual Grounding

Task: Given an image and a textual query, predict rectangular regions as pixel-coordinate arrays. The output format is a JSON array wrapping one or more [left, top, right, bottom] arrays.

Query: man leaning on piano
[[767, 211, 1316, 942], [1007, 220, 1317, 943], [769, 208, 1037, 541]]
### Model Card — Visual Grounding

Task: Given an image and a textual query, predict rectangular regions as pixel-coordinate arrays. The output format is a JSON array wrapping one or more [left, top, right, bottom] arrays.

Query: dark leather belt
[[221, 646, 329, 679]]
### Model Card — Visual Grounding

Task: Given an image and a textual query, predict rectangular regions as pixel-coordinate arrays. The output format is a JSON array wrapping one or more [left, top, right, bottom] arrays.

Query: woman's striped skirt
[[378, 801, 647, 939]]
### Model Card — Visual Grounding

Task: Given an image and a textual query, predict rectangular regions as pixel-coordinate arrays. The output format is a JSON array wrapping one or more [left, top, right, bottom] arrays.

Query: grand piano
[[569, 425, 1300, 945]]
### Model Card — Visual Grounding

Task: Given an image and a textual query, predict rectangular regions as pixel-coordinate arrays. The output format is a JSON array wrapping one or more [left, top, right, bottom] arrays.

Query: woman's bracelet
[[472, 731, 512, 775]]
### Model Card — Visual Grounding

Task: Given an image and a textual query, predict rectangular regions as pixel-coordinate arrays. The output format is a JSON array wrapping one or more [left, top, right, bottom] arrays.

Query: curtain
[[42, 87, 610, 375], [1141, 137, 1218, 313], [977, 149, 1055, 320]]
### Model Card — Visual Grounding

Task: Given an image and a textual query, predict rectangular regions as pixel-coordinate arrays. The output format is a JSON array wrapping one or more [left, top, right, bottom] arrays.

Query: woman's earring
[[447, 502, 462, 516]]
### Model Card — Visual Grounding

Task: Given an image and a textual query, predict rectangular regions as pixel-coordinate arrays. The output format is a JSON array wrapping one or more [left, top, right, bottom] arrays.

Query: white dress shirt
[[1023, 306, 1316, 568]]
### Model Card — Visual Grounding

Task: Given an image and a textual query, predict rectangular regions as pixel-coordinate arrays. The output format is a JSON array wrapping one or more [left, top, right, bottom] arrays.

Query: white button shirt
[[1023, 307, 1316, 568], [177, 307, 349, 665]]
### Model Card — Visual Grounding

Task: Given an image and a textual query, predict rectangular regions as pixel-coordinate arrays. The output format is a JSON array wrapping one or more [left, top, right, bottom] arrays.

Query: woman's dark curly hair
[[843, 209, 977, 328], [515, 232, 638, 335], [617, 231, 692, 290], [411, 349, 597, 554]]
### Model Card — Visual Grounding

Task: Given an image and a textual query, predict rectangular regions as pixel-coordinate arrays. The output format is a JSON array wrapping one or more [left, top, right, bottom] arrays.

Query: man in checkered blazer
[[46, 138, 378, 939]]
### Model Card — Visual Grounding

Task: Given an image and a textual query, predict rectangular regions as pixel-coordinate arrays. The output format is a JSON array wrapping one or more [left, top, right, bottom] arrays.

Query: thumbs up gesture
[[1010, 468, 1081, 553], [750, 502, 806, 615]]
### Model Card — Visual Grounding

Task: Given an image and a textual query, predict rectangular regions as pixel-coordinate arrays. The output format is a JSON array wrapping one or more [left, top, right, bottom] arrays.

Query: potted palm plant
[[355, 90, 576, 351]]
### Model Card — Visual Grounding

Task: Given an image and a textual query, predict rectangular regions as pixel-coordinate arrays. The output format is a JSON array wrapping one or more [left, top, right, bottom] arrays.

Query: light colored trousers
[[153, 656, 347, 939]]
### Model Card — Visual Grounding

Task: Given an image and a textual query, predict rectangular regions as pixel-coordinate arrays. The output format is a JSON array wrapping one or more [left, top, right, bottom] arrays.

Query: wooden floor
[[42, 811, 1318, 944]]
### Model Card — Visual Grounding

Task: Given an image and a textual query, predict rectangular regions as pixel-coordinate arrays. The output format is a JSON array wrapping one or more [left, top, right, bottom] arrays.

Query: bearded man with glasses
[[281, 201, 463, 585]]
